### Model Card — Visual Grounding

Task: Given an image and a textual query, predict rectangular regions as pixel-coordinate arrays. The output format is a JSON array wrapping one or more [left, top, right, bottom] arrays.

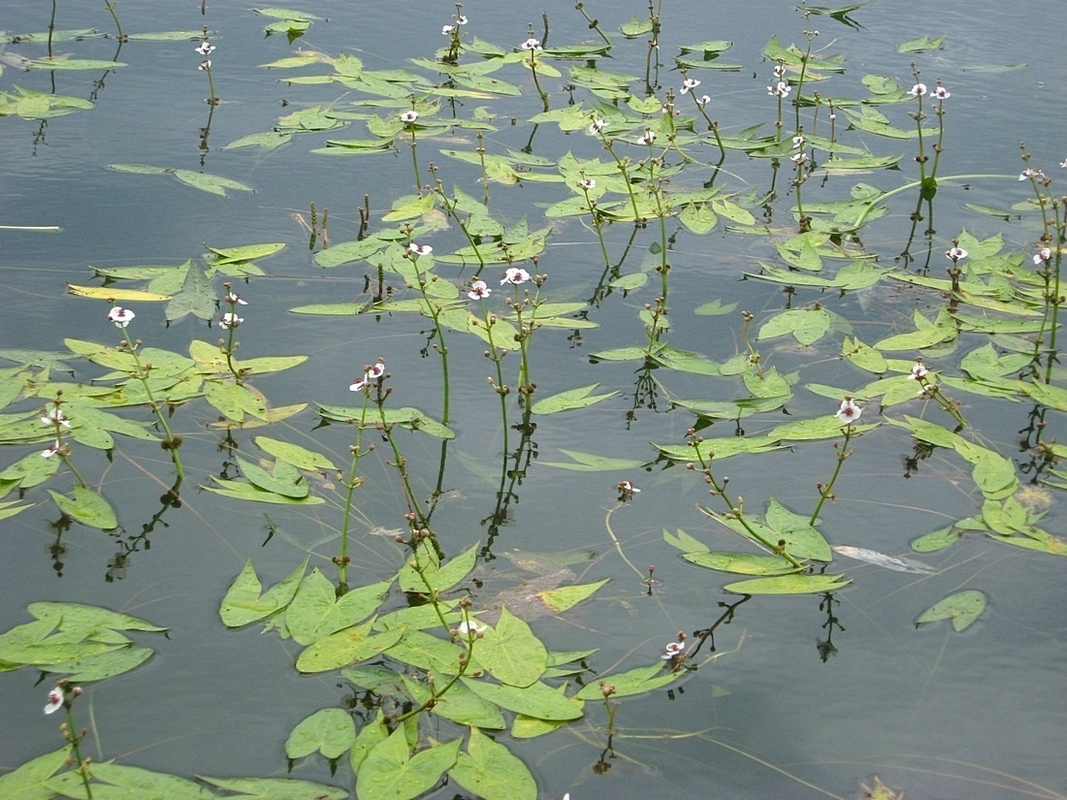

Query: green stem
[[808, 425, 853, 526], [120, 329, 183, 481], [64, 705, 94, 800], [691, 436, 804, 570], [104, 1, 124, 41]]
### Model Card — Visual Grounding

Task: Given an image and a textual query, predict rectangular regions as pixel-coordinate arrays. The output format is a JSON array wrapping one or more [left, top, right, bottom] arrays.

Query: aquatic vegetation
[[2, 1, 1067, 799]]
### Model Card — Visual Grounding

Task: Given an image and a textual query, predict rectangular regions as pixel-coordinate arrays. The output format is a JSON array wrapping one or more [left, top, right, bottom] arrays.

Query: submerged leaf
[[916, 590, 985, 632]]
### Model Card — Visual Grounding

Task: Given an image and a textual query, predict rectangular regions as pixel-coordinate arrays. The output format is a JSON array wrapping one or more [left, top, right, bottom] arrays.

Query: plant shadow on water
[[1, 1, 1066, 799]]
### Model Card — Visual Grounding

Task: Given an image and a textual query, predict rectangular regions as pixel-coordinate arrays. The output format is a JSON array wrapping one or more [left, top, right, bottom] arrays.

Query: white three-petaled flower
[[409, 243, 432, 256], [457, 620, 487, 637], [662, 641, 685, 659], [41, 408, 72, 428], [108, 307, 135, 328], [909, 362, 929, 380], [679, 77, 701, 94], [220, 312, 243, 329], [835, 397, 862, 423], [467, 280, 491, 300], [350, 362, 385, 393], [195, 42, 215, 56], [44, 687, 64, 714], [500, 267, 531, 285], [400, 110, 418, 124], [521, 37, 542, 51], [588, 118, 607, 135], [908, 83, 927, 97], [768, 81, 791, 97], [945, 247, 968, 261]]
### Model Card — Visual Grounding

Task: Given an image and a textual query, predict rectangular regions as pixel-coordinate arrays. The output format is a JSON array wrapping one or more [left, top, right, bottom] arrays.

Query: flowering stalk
[[360, 365, 444, 560], [688, 429, 805, 570], [576, 176, 612, 271], [790, 133, 811, 231], [590, 118, 643, 224], [107, 305, 183, 483], [1019, 151, 1065, 383], [400, 106, 422, 193], [104, 1, 124, 41], [501, 265, 541, 408], [740, 310, 764, 378], [791, 26, 819, 131], [440, 5, 468, 65], [573, 1, 612, 45], [684, 84, 726, 161], [907, 358, 966, 429], [767, 64, 791, 143], [195, 35, 218, 106], [406, 240, 451, 424], [219, 283, 246, 383], [39, 396, 88, 487], [428, 168, 488, 275], [643, 156, 672, 301], [808, 398, 863, 525], [468, 279, 511, 458], [44, 682, 94, 800], [392, 591, 478, 725], [520, 32, 549, 112]]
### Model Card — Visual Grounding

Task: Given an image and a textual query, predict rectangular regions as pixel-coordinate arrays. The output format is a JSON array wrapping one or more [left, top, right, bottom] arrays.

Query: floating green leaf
[[255, 436, 337, 472], [723, 573, 851, 595], [197, 775, 349, 800], [530, 384, 617, 414], [357, 729, 461, 800], [0, 746, 70, 799], [539, 449, 648, 471], [287, 570, 391, 646], [295, 619, 404, 673], [462, 678, 584, 721], [449, 727, 536, 800], [219, 558, 308, 627], [575, 663, 682, 699], [286, 708, 357, 760], [683, 552, 798, 576], [477, 608, 548, 688], [48, 486, 117, 530]]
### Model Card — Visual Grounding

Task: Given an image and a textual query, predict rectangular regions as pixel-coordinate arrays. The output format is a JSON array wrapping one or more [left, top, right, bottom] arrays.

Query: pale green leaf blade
[[461, 679, 584, 721], [723, 573, 851, 595], [449, 727, 537, 800], [286, 708, 357, 760], [0, 746, 69, 800], [197, 775, 348, 800], [478, 607, 548, 688], [48, 486, 117, 530], [254, 436, 337, 471], [683, 552, 798, 576], [357, 730, 461, 800], [295, 620, 404, 673]]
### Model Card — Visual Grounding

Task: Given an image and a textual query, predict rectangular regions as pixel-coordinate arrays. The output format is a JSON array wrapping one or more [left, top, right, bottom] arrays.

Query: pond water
[[2, 2, 1066, 800]]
